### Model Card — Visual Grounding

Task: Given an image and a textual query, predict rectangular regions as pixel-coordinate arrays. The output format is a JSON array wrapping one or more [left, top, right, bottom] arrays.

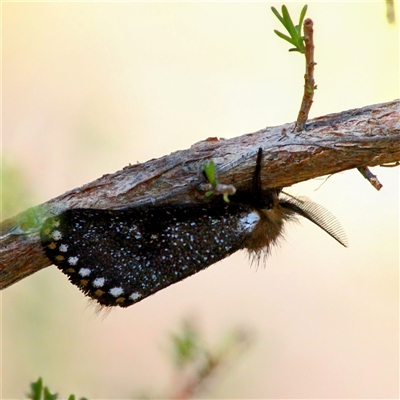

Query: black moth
[[40, 149, 347, 307]]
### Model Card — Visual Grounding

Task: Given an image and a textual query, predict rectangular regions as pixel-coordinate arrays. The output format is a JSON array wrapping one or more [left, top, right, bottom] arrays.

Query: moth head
[[243, 188, 347, 260]]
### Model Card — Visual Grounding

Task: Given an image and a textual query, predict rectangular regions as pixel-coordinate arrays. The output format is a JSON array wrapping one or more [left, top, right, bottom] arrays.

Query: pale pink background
[[2, 2, 399, 399]]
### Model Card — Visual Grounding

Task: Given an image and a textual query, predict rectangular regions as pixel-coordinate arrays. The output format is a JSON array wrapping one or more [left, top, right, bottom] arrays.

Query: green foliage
[[271, 4, 308, 53], [26, 322, 252, 400], [170, 320, 201, 368], [166, 319, 252, 398], [203, 160, 231, 203], [203, 160, 217, 198], [28, 377, 88, 400]]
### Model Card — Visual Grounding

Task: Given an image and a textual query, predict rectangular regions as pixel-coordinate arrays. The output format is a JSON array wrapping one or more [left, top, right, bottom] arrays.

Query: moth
[[40, 149, 347, 307]]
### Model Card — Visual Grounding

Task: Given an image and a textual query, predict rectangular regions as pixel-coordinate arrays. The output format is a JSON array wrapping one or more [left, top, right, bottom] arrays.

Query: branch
[[1, 100, 399, 289]]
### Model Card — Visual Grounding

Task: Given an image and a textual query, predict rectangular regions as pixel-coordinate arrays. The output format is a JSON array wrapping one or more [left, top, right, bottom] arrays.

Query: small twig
[[295, 18, 316, 132], [380, 161, 400, 168], [386, 0, 396, 24], [313, 174, 333, 191], [357, 166, 383, 191], [198, 183, 236, 197]]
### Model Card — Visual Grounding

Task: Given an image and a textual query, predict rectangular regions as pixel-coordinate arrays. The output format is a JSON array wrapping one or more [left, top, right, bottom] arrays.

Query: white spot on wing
[[59, 244, 68, 252], [51, 230, 62, 240], [78, 268, 91, 277], [109, 287, 124, 297], [129, 292, 142, 301], [68, 256, 79, 265], [238, 212, 259, 232], [93, 277, 105, 287]]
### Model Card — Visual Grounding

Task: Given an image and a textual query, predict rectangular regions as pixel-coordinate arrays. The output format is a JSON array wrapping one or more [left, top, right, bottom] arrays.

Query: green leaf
[[273, 29, 296, 46], [43, 386, 58, 400], [29, 378, 43, 400], [271, 6, 284, 24], [281, 5, 297, 38], [299, 5, 308, 30], [203, 160, 216, 185]]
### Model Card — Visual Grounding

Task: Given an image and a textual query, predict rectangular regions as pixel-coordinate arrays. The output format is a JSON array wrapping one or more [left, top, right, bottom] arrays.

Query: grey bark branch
[[1, 99, 399, 289]]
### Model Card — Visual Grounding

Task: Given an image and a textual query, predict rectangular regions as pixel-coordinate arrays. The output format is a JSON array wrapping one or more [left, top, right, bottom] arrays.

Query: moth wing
[[40, 204, 259, 307]]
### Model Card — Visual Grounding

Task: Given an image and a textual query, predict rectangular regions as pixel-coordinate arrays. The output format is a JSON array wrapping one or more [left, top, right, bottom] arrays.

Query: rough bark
[[1, 99, 399, 289]]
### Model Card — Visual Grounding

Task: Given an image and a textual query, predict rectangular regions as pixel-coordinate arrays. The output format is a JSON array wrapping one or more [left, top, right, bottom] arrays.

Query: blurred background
[[2, 2, 399, 398]]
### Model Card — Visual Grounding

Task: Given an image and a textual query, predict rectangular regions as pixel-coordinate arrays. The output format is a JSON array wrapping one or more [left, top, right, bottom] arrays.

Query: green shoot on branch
[[203, 160, 232, 203], [271, 5, 307, 53], [203, 160, 217, 197]]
